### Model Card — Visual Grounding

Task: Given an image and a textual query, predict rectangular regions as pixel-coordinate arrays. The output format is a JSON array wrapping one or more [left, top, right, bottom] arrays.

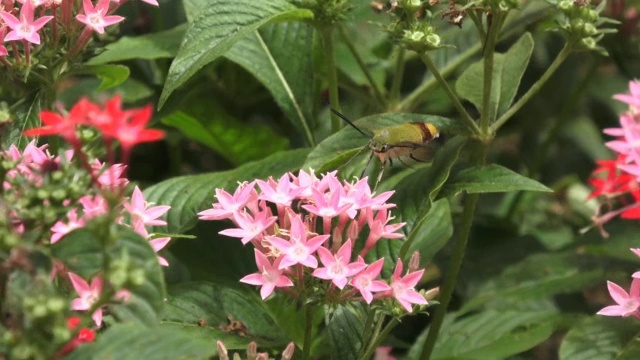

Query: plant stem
[[359, 317, 399, 360], [490, 42, 573, 133], [390, 47, 406, 105], [418, 53, 481, 136], [480, 13, 503, 134], [321, 26, 342, 133], [302, 304, 314, 360], [418, 192, 480, 360], [337, 24, 388, 109]]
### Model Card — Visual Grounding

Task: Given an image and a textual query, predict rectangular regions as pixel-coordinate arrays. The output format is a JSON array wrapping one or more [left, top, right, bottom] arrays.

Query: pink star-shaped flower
[[266, 215, 328, 269], [51, 209, 85, 244], [75, 0, 124, 34], [150, 237, 171, 266], [613, 80, 640, 110], [198, 182, 257, 221], [68, 272, 104, 326], [302, 187, 351, 219], [256, 174, 302, 207], [219, 210, 277, 245], [240, 250, 293, 299], [312, 240, 366, 289], [0, 0, 53, 44], [123, 186, 171, 234], [349, 258, 391, 304], [389, 260, 427, 312], [597, 278, 640, 318]]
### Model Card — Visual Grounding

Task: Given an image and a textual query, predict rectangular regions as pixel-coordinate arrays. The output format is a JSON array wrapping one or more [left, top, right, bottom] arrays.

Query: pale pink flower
[[256, 174, 301, 207], [219, 210, 277, 245], [92, 160, 127, 188], [389, 260, 427, 312], [294, 169, 320, 198], [75, 0, 124, 34], [123, 186, 170, 234], [302, 187, 351, 219], [613, 80, 640, 110], [139, 0, 158, 6], [240, 250, 293, 299], [149, 237, 171, 266], [374, 346, 397, 360], [312, 240, 366, 289], [79, 195, 109, 219], [0, 0, 52, 44], [267, 215, 328, 269], [51, 209, 85, 244], [597, 278, 640, 318], [349, 258, 391, 303], [68, 272, 104, 326], [198, 182, 257, 221], [364, 209, 405, 255]]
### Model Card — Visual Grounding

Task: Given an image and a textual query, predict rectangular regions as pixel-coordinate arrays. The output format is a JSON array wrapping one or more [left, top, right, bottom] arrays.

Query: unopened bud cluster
[[379, 0, 444, 52], [550, 0, 618, 51]]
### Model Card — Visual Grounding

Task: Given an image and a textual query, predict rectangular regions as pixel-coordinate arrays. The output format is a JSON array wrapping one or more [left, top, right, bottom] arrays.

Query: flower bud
[[282, 342, 296, 360], [217, 341, 229, 360]]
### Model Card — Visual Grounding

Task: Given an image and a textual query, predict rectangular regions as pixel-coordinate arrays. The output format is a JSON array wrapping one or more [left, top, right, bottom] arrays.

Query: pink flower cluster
[[198, 170, 428, 312], [2, 141, 172, 326], [0, 0, 158, 64], [593, 81, 640, 319]]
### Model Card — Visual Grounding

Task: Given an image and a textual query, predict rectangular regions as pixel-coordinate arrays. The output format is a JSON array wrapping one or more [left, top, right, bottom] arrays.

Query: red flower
[[588, 155, 635, 198], [55, 316, 96, 358], [24, 111, 81, 146]]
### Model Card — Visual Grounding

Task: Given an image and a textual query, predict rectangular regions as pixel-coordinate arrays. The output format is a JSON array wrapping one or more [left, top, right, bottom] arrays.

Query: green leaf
[[143, 148, 309, 234], [161, 106, 289, 166], [72, 64, 131, 91], [460, 252, 606, 313], [405, 198, 453, 266], [65, 323, 217, 360], [161, 282, 289, 348], [159, 0, 314, 107], [87, 25, 186, 64], [225, 23, 316, 146], [559, 317, 640, 360], [51, 226, 166, 326], [303, 113, 464, 175], [408, 310, 557, 360], [1, 92, 41, 150], [326, 306, 363, 360], [455, 33, 534, 119], [441, 164, 551, 197]]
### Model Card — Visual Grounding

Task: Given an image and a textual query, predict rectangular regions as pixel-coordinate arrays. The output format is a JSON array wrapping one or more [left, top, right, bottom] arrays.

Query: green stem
[[359, 317, 400, 360], [490, 42, 573, 133], [467, 10, 486, 39], [390, 47, 406, 104], [418, 53, 481, 136], [418, 192, 480, 360], [480, 13, 503, 134], [301, 304, 314, 360], [337, 24, 388, 109], [321, 26, 342, 133]]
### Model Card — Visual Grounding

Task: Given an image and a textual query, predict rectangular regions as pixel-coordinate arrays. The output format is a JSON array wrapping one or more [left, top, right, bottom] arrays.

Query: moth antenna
[[330, 108, 370, 138]]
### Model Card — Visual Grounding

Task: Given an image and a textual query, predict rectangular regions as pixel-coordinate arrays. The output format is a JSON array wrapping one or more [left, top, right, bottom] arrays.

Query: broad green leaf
[[408, 310, 557, 360], [326, 306, 363, 360], [405, 198, 453, 266], [58, 78, 154, 105], [159, 0, 314, 107], [460, 252, 605, 313], [162, 105, 289, 166], [226, 23, 316, 146], [583, 221, 640, 262], [65, 323, 217, 360], [161, 282, 288, 348], [371, 136, 466, 276], [51, 226, 166, 326], [455, 33, 534, 120], [72, 64, 131, 90], [143, 148, 309, 234], [1, 92, 41, 150], [87, 25, 186, 64], [303, 113, 464, 175], [441, 164, 551, 197], [559, 317, 640, 360]]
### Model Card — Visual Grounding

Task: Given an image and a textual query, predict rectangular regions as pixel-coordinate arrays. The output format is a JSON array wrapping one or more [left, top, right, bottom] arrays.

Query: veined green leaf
[[1, 92, 41, 150], [72, 64, 131, 91], [441, 164, 551, 197], [160, 0, 313, 107]]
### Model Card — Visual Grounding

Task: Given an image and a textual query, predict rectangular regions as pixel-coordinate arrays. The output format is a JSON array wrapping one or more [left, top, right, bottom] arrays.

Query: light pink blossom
[[240, 250, 293, 299], [389, 260, 427, 312], [68, 272, 104, 326], [219, 210, 277, 245], [0, 0, 52, 44], [598, 278, 640, 318], [149, 237, 171, 266], [350, 258, 391, 303], [123, 186, 170, 234], [256, 174, 301, 207], [75, 0, 124, 34], [198, 182, 256, 221], [267, 215, 328, 269], [51, 209, 85, 244], [312, 240, 366, 289]]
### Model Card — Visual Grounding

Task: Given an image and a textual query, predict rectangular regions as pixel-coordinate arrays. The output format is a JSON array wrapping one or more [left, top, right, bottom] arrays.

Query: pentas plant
[[589, 81, 640, 320], [0, 94, 170, 358], [199, 170, 433, 314]]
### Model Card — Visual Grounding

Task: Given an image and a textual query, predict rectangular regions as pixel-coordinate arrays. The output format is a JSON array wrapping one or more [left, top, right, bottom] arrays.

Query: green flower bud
[[583, 22, 596, 36], [558, 0, 573, 11], [36, 189, 49, 200], [581, 37, 597, 48], [426, 33, 441, 47], [130, 268, 146, 286], [47, 297, 66, 312], [32, 304, 48, 318]]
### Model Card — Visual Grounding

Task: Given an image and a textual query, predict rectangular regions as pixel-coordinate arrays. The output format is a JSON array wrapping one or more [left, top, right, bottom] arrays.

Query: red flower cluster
[[55, 316, 96, 358], [24, 95, 165, 164]]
